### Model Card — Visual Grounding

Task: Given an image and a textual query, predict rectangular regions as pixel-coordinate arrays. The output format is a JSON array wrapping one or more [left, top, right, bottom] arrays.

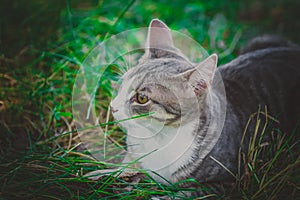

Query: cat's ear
[[147, 19, 175, 49], [143, 19, 178, 58], [180, 54, 218, 96]]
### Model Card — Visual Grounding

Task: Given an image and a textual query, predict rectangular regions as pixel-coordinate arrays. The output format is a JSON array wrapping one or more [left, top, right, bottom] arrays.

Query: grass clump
[[232, 106, 300, 199]]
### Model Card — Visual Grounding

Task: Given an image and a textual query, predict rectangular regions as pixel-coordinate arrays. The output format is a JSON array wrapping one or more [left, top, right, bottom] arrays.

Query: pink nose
[[110, 105, 118, 113]]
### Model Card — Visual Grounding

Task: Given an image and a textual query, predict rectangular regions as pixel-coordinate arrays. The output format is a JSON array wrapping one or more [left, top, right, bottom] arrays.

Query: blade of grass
[[37, 112, 155, 145]]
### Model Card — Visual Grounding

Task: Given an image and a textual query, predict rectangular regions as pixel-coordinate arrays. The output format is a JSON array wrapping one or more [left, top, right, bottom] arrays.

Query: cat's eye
[[136, 93, 149, 104]]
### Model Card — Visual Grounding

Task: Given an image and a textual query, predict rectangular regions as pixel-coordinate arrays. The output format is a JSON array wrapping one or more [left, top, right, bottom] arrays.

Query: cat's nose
[[110, 105, 118, 113]]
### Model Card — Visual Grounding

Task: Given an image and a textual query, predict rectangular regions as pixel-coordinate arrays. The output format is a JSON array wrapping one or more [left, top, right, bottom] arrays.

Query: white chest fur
[[126, 120, 197, 183]]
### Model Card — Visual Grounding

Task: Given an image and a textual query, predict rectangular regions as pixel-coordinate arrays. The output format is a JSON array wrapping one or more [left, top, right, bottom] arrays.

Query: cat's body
[[110, 19, 300, 195], [192, 46, 300, 183]]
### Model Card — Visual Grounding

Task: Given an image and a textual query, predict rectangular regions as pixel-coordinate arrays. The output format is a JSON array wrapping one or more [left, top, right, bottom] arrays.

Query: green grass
[[1, 0, 300, 199]]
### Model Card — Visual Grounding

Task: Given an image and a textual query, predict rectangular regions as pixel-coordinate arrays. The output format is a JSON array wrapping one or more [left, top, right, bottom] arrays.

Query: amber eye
[[136, 93, 149, 104]]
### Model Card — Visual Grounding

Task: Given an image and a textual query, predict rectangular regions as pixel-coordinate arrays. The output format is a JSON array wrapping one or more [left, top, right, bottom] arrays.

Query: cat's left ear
[[180, 54, 218, 95]]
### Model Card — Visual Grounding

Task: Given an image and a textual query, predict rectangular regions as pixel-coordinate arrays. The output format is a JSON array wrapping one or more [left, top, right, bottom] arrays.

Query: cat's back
[[220, 36, 300, 81], [220, 46, 300, 87], [219, 44, 300, 132]]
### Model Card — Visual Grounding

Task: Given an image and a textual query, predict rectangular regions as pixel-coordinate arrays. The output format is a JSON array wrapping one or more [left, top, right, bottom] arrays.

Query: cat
[[107, 19, 300, 197]]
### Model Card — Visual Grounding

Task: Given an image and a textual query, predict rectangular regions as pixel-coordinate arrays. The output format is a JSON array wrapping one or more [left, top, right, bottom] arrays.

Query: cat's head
[[111, 19, 217, 132]]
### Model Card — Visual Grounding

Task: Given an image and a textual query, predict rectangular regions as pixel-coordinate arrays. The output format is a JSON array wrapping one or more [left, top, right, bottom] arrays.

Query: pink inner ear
[[193, 79, 207, 96], [150, 19, 168, 29]]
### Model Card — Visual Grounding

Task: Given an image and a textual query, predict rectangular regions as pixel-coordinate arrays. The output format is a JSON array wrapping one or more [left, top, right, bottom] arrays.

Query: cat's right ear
[[142, 19, 178, 59], [179, 54, 218, 96]]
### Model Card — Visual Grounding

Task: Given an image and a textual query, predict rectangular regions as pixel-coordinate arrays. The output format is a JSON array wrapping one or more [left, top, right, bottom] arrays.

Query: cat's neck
[[126, 118, 199, 183]]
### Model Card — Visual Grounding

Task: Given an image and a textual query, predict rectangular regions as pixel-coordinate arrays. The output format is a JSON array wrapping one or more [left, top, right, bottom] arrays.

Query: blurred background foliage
[[1, 0, 300, 199], [2, 0, 300, 58]]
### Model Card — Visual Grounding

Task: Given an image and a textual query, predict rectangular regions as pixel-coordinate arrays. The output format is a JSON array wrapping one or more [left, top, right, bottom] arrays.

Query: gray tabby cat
[[109, 19, 300, 196]]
